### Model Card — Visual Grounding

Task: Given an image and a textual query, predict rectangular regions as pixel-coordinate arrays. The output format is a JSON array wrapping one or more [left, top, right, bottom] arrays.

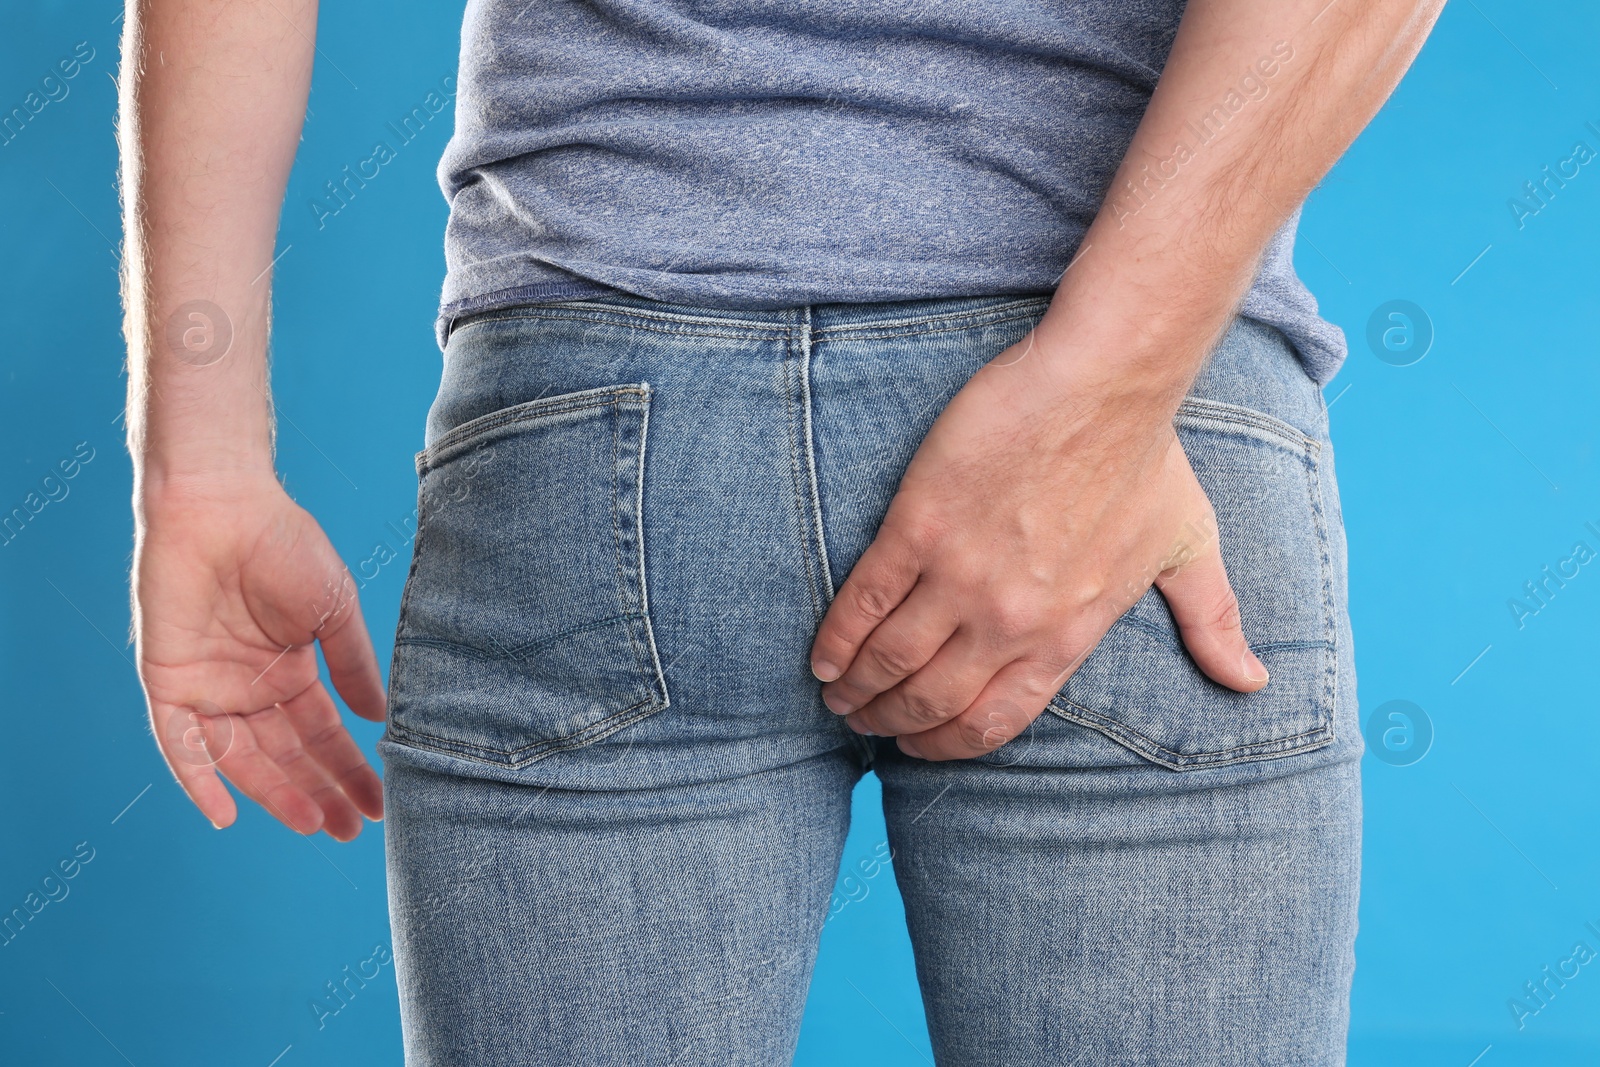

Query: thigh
[[378, 298, 867, 1064], [879, 753, 1361, 1066], [383, 749, 860, 1065], [874, 317, 1363, 1065]]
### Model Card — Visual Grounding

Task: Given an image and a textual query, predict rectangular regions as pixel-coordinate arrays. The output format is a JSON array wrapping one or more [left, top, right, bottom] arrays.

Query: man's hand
[[807, 0, 1443, 759], [118, 1, 367, 831], [134, 478, 386, 837], [809, 334, 1267, 761]]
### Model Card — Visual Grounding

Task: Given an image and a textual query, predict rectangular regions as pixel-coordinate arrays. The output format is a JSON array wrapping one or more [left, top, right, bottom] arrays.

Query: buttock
[[378, 293, 1360, 791]]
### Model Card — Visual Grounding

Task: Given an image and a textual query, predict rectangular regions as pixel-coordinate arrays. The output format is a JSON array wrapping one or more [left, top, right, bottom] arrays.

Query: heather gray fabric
[[436, 0, 1349, 384]]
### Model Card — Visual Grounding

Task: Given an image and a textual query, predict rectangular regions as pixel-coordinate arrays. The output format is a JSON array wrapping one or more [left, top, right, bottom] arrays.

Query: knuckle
[[896, 686, 954, 728], [849, 580, 901, 624], [888, 512, 946, 561], [865, 640, 922, 679], [1205, 590, 1244, 633], [984, 596, 1044, 649], [1042, 630, 1097, 679], [954, 711, 1004, 754]]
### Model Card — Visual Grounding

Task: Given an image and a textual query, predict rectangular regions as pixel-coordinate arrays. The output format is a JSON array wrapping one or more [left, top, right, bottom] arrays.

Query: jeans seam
[[385, 694, 663, 767], [784, 312, 829, 624], [809, 298, 1053, 341], [450, 306, 799, 343], [1307, 430, 1340, 751], [422, 388, 650, 467], [1044, 696, 1337, 769], [611, 391, 658, 704], [792, 307, 873, 763], [633, 386, 671, 709], [395, 613, 649, 662], [798, 309, 835, 603], [382, 468, 433, 746]]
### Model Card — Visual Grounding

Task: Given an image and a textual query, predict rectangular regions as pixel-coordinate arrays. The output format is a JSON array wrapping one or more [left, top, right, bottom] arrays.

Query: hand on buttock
[[808, 328, 1271, 760]]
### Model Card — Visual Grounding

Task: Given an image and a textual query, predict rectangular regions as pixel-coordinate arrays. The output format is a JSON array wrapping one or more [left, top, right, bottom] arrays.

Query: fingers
[[155, 698, 327, 835], [811, 527, 923, 683], [153, 686, 381, 839], [895, 661, 1052, 761], [279, 682, 384, 823], [316, 569, 388, 722], [247, 687, 381, 841], [210, 717, 327, 836], [243, 703, 363, 842], [841, 629, 993, 738], [1154, 521, 1269, 694], [820, 582, 959, 716], [153, 704, 240, 829]]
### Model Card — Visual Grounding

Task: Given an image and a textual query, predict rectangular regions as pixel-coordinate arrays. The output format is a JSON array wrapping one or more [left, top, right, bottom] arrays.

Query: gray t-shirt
[[437, 0, 1347, 384]]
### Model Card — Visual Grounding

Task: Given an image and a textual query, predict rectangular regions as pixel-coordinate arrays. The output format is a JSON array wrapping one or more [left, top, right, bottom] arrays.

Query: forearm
[[1032, 0, 1445, 412], [119, 0, 317, 503]]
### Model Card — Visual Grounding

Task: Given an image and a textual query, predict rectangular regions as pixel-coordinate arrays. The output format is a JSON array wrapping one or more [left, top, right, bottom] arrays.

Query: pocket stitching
[[1175, 395, 1321, 456], [421, 385, 651, 468], [394, 612, 649, 662], [609, 386, 670, 711], [632, 390, 672, 713], [1045, 695, 1335, 770], [1041, 402, 1337, 770], [387, 383, 671, 767], [387, 693, 662, 765]]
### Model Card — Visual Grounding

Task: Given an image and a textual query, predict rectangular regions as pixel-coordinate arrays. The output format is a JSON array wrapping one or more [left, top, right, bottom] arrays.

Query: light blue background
[[3, 1, 1598, 1062]]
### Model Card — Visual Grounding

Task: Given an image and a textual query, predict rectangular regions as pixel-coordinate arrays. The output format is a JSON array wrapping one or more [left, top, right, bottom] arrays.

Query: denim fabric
[[435, 0, 1349, 384], [379, 292, 1363, 1065]]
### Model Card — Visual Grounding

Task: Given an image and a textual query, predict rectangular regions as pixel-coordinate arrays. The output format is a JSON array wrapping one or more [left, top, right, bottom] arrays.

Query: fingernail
[[896, 736, 923, 759], [822, 691, 855, 716], [812, 659, 842, 683], [210, 820, 224, 830], [845, 714, 876, 736], [1242, 649, 1270, 684]]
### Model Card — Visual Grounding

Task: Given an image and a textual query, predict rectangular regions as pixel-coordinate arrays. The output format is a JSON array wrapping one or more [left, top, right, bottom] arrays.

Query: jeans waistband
[[447, 290, 1058, 343]]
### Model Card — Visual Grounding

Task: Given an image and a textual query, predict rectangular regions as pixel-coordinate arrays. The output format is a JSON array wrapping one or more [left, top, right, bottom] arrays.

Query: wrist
[[1020, 318, 1200, 424], [135, 455, 284, 517]]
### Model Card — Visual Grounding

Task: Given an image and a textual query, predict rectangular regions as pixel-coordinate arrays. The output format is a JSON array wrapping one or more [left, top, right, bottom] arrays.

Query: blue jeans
[[378, 292, 1363, 1065]]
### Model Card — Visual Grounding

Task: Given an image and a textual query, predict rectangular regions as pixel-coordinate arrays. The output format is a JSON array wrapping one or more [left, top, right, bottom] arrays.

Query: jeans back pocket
[[385, 384, 669, 767], [1042, 396, 1338, 770]]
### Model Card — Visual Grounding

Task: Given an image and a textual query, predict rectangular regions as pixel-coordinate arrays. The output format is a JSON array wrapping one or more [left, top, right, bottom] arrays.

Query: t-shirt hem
[[436, 278, 625, 349]]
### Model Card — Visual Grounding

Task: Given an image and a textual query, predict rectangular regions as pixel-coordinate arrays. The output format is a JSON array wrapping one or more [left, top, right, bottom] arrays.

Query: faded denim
[[379, 291, 1363, 1066]]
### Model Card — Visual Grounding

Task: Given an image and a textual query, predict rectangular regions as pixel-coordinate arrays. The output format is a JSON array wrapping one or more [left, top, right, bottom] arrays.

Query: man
[[120, 0, 1443, 1062]]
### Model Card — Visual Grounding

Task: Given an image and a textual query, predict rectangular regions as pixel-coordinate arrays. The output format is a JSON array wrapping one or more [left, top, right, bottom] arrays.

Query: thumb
[[1152, 519, 1269, 694]]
